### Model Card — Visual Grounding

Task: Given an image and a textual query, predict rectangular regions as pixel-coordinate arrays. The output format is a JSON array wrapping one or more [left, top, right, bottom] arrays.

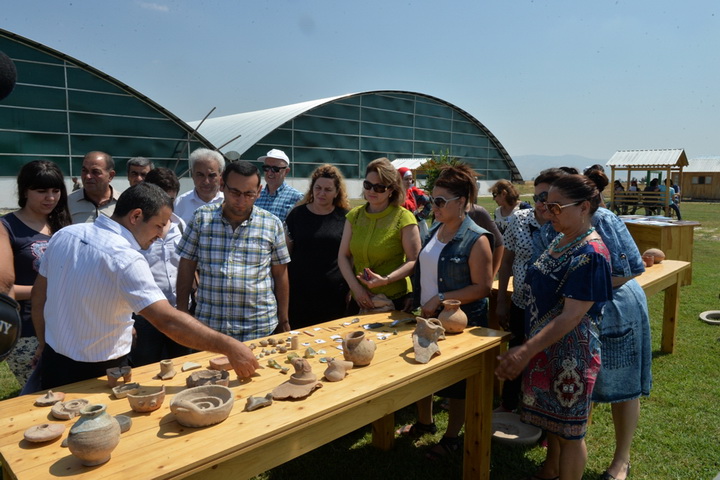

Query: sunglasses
[[430, 195, 459, 208], [363, 180, 389, 193], [544, 201, 581, 215], [532, 192, 548, 203], [262, 164, 287, 173]]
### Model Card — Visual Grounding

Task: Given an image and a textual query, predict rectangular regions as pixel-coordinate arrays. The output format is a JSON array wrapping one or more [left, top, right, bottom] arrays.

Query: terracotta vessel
[[67, 404, 121, 466], [51, 398, 90, 420], [34, 390, 65, 407], [323, 359, 354, 382], [272, 358, 323, 400], [170, 385, 235, 428], [186, 369, 230, 387], [438, 299, 467, 334], [106, 366, 132, 387], [412, 317, 446, 364], [245, 393, 274, 412], [24, 423, 65, 443], [127, 386, 165, 413], [342, 331, 376, 366], [157, 359, 176, 380], [112, 382, 140, 399]]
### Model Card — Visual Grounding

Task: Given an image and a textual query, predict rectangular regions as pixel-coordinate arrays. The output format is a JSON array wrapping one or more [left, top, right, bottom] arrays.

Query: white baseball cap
[[258, 148, 290, 165]]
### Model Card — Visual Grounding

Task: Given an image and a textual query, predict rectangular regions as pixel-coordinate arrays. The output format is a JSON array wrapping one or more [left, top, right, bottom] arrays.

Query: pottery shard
[[272, 358, 323, 400], [182, 361, 202, 372], [157, 359, 176, 380], [106, 366, 132, 387], [186, 369, 230, 388], [209, 356, 233, 371], [35, 390, 65, 407], [24, 423, 65, 443], [114, 415, 132, 433], [112, 383, 140, 399], [412, 317, 446, 364], [51, 399, 90, 420], [245, 393, 274, 412], [323, 359, 354, 382]]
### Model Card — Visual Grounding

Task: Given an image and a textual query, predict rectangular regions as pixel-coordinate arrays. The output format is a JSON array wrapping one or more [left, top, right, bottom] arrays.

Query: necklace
[[437, 224, 460, 243], [551, 226, 595, 254]]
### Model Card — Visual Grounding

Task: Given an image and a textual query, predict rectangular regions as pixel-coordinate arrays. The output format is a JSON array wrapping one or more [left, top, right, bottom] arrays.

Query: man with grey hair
[[68, 151, 119, 224], [126, 157, 154, 186], [174, 148, 225, 224]]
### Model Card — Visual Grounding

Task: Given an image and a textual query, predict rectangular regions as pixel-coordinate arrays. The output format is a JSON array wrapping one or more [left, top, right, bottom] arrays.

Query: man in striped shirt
[[176, 161, 291, 341], [32, 183, 259, 390]]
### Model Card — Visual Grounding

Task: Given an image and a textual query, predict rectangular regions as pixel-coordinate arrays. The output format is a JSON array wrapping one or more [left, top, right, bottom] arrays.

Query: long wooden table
[[490, 259, 690, 354], [0, 312, 508, 480]]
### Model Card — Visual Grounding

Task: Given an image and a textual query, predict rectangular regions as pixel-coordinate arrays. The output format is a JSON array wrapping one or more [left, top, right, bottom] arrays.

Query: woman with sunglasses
[[496, 175, 613, 480], [338, 158, 421, 312], [285, 165, 350, 328], [397, 163, 494, 460], [0, 160, 71, 390], [489, 179, 531, 234]]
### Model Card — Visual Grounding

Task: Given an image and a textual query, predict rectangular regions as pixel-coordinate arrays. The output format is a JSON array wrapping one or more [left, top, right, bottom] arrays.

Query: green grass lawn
[[2, 198, 718, 479]]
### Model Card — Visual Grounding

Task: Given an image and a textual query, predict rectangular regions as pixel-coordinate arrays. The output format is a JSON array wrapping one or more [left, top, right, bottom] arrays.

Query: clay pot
[[323, 359, 354, 382], [67, 404, 121, 466], [51, 398, 90, 420], [127, 386, 165, 413], [438, 299, 468, 334], [170, 385, 235, 428], [157, 360, 176, 380], [412, 317, 446, 364], [342, 331, 376, 367]]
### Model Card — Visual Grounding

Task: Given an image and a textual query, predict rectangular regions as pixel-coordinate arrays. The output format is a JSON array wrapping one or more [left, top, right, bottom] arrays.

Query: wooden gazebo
[[606, 149, 688, 216]]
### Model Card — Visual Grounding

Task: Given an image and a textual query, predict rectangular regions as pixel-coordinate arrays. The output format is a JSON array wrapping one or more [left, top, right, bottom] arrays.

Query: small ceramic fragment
[[267, 359, 282, 369], [106, 366, 132, 387], [112, 382, 140, 399], [182, 361, 202, 372], [249, 343, 257, 350], [157, 359, 176, 380], [277, 337, 286, 344], [51, 399, 90, 420], [24, 423, 65, 443], [323, 359, 354, 382], [272, 358, 323, 400], [290, 336, 300, 350], [115, 415, 132, 433], [268, 338, 277, 346], [245, 393, 274, 411], [259, 339, 269, 347], [304, 347, 317, 359], [319, 357, 328, 363], [258, 353, 265, 358], [286, 352, 300, 362], [209, 356, 232, 371], [351, 318, 360, 324], [280, 367, 289, 374], [35, 390, 65, 407], [271, 348, 277, 354], [278, 345, 288, 353], [186, 369, 230, 387]]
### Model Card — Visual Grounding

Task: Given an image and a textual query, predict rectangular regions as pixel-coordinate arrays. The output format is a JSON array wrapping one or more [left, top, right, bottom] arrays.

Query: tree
[[421, 149, 463, 194]]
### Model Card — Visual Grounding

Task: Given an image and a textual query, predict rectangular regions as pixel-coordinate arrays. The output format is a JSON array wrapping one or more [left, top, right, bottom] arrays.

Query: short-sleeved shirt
[[503, 208, 543, 307], [346, 204, 417, 300], [254, 183, 303, 222], [140, 212, 185, 307], [39, 215, 166, 362], [174, 188, 224, 225], [176, 203, 290, 340], [67, 186, 119, 224]]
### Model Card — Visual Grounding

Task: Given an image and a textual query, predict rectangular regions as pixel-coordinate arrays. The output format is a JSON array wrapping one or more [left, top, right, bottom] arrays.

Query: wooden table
[[491, 259, 690, 354], [0, 312, 508, 480], [621, 217, 700, 286]]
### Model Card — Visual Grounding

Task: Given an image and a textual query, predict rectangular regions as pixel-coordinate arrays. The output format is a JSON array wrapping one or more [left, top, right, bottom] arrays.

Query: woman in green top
[[338, 157, 421, 312]]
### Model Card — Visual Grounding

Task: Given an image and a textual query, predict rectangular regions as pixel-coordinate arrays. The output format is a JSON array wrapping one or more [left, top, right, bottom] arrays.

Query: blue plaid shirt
[[254, 183, 303, 222], [176, 203, 290, 340]]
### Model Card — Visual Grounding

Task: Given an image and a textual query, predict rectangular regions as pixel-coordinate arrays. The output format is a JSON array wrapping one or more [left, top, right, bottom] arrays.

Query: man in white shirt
[[33, 182, 259, 390], [174, 148, 225, 224], [67, 151, 120, 224]]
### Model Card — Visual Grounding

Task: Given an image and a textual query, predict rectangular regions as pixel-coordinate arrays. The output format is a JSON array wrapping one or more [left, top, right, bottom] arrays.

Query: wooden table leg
[[464, 346, 497, 480], [371, 413, 395, 451], [660, 274, 681, 353]]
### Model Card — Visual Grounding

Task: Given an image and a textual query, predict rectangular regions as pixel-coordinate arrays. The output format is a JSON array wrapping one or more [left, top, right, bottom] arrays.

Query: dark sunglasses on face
[[544, 201, 581, 215], [430, 195, 459, 208], [262, 164, 287, 173], [363, 180, 389, 193], [532, 191, 548, 203]]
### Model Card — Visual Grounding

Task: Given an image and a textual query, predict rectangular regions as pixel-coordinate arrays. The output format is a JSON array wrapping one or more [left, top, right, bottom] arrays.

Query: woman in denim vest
[[396, 163, 494, 460]]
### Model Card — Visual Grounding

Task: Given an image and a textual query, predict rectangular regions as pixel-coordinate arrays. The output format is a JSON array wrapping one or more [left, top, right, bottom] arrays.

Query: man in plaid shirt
[[254, 149, 303, 222], [176, 161, 291, 341]]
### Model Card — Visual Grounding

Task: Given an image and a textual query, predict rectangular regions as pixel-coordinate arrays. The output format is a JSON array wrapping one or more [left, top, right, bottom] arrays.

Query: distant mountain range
[[511, 154, 607, 181]]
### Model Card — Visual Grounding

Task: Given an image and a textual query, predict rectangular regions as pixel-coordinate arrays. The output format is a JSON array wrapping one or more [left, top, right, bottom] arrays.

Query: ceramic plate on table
[[491, 412, 542, 445]]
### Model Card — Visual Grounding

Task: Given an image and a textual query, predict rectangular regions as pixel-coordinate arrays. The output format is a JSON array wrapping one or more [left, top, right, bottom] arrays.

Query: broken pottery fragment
[[157, 359, 176, 380], [170, 385, 234, 428], [245, 393, 274, 411], [323, 359, 353, 382], [51, 399, 90, 420], [304, 347, 317, 358], [186, 369, 230, 387], [127, 386, 165, 413], [35, 390, 65, 407], [259, 339, 269, 347], [267, 359, 282, 369], [272, 358, 323, 400], [268, 338, 277, 346], [278, 345, 288, 353], [249, 343, 257, 350], [112, 382, 140, 399], [209, 356, 232, 371], [286, 352, 300, 362], [114, 415, 132, 433], [412, 317, 446, 364], [106, 366, 132, 387], [182, 361, 202, 372], [24, 423, 65, 443]]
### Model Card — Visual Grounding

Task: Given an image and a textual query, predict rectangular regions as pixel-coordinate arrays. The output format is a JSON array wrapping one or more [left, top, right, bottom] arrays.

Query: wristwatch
[[438, 292, 445, 301]]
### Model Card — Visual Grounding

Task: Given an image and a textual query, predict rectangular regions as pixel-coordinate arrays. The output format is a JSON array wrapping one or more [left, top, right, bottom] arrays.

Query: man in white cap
[[254, 148, 303, 222]]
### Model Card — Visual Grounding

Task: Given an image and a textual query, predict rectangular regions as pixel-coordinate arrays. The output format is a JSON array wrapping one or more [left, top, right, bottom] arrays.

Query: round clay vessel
[[170, 385, 234, 428], [51, 398, 90, 420], [24, 423, 65, 443], [438, 299, 468, 334], [127, 386, 165, 413], [342, 331, 376, 366], [34, 390, 65, 407], [67, 404, 121, 466]]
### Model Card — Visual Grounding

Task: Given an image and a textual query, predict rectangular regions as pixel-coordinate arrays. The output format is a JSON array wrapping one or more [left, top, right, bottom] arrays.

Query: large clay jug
[[342, 331, 376, 366], [438, 299, 467, 333], [67, 404, 121, 466]]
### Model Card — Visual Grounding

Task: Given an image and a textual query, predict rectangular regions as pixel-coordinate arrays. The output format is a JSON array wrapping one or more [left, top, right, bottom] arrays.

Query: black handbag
[[0, 292, 20, 362]]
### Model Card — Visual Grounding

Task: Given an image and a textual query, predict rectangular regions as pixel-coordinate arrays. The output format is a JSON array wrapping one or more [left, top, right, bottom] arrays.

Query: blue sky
[[3, 1, 719, 161]]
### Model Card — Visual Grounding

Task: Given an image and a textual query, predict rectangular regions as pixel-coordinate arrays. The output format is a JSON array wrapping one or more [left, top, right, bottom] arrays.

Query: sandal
[[425, 435, 462, 460], [395, 422, 437, 437]]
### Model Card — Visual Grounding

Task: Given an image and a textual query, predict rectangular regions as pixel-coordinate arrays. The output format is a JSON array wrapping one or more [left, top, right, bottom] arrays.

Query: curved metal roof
[[189, 90, 521, 181], [607, 149, 688, 169]]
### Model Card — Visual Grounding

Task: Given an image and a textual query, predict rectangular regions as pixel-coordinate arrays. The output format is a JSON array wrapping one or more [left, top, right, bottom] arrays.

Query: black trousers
[[40, 344, 128, 390]]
